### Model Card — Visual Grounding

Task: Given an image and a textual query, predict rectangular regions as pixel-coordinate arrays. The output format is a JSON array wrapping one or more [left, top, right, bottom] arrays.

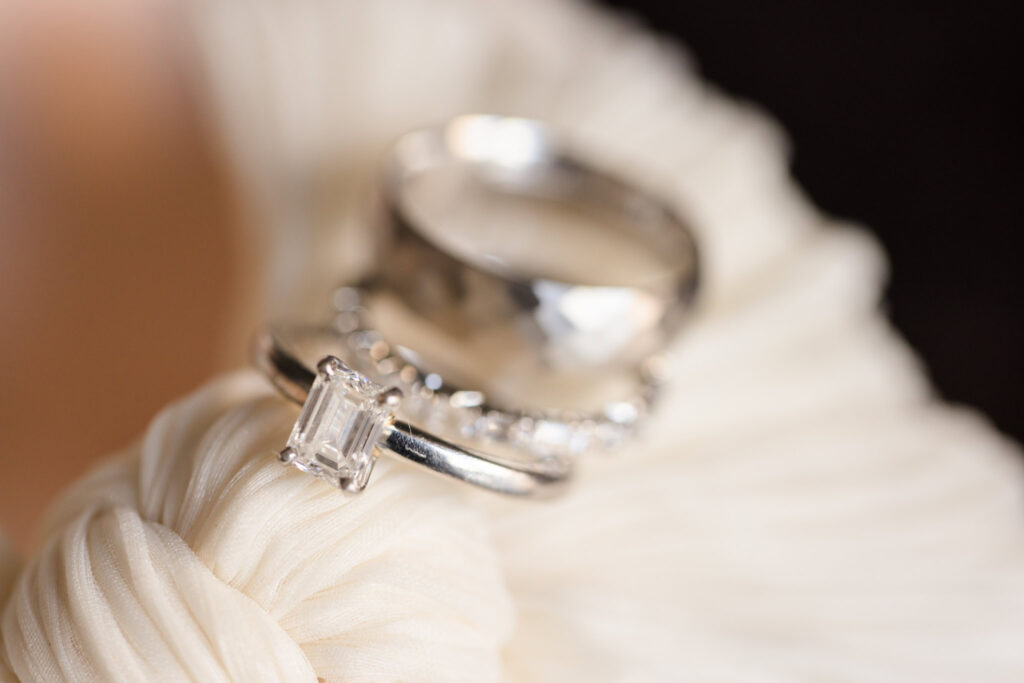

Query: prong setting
[[377, 387, 404, 407], [317, 356, 344, 378], [339, 476, 368, 494], [278, 446, 297, 464]]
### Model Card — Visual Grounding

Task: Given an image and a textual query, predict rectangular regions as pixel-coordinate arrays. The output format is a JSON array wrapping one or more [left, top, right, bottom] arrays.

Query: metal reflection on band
[[332, 285, 660, 460], [377, 114, 700, 373], [255, 325, 570, 498]]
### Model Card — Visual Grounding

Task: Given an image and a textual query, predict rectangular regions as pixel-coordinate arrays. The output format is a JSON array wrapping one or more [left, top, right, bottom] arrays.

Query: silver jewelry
[[255, 324, 570, 498], [376, 114, 699, 373], [332, 285, 661, 459]]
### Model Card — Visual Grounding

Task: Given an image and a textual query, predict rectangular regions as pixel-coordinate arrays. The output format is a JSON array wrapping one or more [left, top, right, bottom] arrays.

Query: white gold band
[[376, 114, 700, 373], [332, 285, 660, 459]]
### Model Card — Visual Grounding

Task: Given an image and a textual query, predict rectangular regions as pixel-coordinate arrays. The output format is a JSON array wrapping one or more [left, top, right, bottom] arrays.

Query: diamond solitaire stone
[[281, 356, 397, 492]]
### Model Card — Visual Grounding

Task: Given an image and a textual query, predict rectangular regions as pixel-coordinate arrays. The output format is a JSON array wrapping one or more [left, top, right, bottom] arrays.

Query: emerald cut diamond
[[280, 356, 398, 492]]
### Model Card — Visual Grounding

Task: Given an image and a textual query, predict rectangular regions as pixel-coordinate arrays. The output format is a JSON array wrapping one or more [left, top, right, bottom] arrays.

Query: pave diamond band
[[332, 285, 663, 460], [256, 325, 571, 498]]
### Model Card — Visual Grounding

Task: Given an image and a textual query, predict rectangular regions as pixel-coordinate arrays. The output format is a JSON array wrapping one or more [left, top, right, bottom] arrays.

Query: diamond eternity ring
[[376, 114, 700, 374], [254, 325, 571, 498], [332, 285, 662, 460]]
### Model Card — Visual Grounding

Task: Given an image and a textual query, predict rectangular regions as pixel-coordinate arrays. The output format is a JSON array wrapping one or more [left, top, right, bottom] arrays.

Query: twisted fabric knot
[[2, 374, 512, 681]]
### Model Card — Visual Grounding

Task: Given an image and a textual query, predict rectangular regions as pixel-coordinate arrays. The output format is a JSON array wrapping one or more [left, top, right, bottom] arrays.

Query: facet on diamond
[[283, 356, 395, 492]]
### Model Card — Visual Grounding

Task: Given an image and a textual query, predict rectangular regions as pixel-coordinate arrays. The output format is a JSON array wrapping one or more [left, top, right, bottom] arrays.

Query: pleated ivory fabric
[[2, 376, 511, 681], [4, 0, 1024, 680]]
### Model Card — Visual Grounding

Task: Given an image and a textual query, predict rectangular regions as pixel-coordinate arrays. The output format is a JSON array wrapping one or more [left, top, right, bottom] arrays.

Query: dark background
[[603, 1, 1023, 442]]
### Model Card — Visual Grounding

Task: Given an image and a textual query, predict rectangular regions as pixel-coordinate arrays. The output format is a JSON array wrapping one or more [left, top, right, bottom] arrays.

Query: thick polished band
[[255, 325, 570, 498], [377, 114, 700, 372]]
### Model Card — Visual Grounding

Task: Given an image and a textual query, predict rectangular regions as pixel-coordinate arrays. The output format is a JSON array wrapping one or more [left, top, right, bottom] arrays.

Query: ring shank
[[383, 422, 567, 498]]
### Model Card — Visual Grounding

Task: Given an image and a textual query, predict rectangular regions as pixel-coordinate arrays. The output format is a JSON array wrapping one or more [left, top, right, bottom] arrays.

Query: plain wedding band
[[376, 114, 700, 372]]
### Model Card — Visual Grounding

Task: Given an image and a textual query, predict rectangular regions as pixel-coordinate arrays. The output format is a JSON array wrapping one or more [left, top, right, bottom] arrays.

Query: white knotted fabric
[[2, 375, 511, 681], [4, 0, 1024, 680]]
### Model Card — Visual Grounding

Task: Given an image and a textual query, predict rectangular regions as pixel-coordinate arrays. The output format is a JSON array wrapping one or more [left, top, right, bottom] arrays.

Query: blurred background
[[614, 1, 1023, 444], [0, 0, 1020, 551]]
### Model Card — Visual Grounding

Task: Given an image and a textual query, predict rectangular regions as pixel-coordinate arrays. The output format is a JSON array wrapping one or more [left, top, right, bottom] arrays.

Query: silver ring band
[[377, 114, 699, 373], [255, 325, 571, 498], [332, 285, 659, 458]]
